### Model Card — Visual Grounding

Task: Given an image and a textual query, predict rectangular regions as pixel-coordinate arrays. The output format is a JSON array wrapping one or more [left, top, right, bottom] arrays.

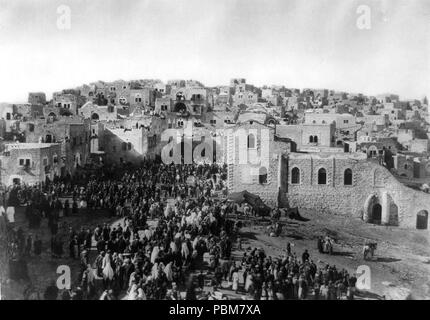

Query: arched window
[[248, 134, 255, 149], [291, 167, 300, 184], [127, 142, 132, 150], [309, 136, 314, 143], [344, 168, 352, 185], [259, 166, 267, 184], [314, 136, 318, 143], [122, 142, 127, 151], [318, 168, 327, 184]]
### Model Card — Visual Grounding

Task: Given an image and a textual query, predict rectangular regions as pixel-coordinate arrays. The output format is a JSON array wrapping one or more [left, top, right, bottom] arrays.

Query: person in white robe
[[164, 262, 173, 282], [6, 205, 15, 224], [102, 253, 114, 288], [232, 270, 239, 292], [150, 246, 159, 264], [181, 241, 190, 261]]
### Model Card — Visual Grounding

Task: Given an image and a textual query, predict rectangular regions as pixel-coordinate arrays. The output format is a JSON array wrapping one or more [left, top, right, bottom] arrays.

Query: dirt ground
[[236, 209, 430, 299]]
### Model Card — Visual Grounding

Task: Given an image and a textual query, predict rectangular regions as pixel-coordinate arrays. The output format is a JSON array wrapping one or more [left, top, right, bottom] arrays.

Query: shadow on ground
[[376, 257, 402, 263]]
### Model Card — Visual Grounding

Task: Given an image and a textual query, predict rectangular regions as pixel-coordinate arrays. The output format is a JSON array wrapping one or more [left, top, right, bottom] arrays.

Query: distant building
[[0, 142, 62, 186], [28, 92, 46, 105]]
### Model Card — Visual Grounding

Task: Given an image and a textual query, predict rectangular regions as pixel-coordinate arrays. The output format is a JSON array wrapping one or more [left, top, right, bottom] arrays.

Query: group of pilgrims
[[0, 160, 359, 300]]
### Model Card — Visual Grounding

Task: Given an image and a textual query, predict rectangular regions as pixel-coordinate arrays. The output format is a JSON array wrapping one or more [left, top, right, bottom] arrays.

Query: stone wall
[[227, 121, 290, 207], [80, 102, 118, 121], [0, 143, 62, 186], [22, 119, 91, 176], [276, 123, 335, 150], [28, 92, 46, 105], [284, 152, 430, 229]]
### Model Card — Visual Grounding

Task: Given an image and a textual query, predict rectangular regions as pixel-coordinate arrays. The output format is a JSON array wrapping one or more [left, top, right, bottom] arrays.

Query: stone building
[[79, 102, 118, 121], [227, 122, 430, 230], [409, 139, 429, 153], [22, 117, 91, 176], [28, 92, 46, 105], [0, 103, 16, 133], [284, 152, 430, 229], [226, 121, 292, 207], [232, 91, 259, 107], [360, 114, 390, 130], [393, 154, 421, 178], [169, 87, 208, 118], [304, 111, 356, 130], [53, 91, 86, 115], [0, 142, 62, 186], [276, 122, 336, 151], [101, 117, 166, 164], [13, 103, 44, 120], [154, 97, 172, 115], [0, 103, 14, 120], [205, 110, 236, 128]]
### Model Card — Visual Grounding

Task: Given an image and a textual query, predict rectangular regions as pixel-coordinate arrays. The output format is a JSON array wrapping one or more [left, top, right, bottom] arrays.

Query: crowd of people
[[0, 160, 360, 300]]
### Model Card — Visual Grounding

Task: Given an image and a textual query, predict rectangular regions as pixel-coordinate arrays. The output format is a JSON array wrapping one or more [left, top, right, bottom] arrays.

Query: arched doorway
[[174, 102, 187, 113], [91, 113, 100, 120], [266, 119, 276, 126], [371, 204, 382, 225], [416, 210, 428, 230]]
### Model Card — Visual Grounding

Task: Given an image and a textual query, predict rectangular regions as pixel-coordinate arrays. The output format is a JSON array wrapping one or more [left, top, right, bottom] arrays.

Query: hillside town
[[0, 78, 429, 300]]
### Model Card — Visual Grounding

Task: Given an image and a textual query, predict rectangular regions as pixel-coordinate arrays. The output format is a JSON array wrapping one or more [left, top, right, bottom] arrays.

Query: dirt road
[[237, 209, 430, 299]]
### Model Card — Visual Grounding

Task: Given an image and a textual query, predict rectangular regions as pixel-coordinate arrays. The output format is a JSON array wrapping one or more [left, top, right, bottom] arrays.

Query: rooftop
[[5, 143, 59, 150]]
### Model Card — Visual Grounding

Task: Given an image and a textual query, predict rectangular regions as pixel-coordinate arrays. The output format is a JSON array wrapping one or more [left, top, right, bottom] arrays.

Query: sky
[[0, 0, 429, 103]]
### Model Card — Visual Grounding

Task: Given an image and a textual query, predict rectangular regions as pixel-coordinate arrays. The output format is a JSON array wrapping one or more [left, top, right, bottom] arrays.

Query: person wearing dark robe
[[317, 237, 324, 253], [44, 281, 59, 300], [64, 199, 70, 217], [26, 201, 34, 229], [69, 236, 79, 259], [96, 238, 106, 253], [302, 249, 310, 263], [25, 234, 33, 257], [61, 290, 71, 300], [72, 199, 78, 215], [34, 235, 42, 256], [84, 228, 92, 250], [185, 277, 197, 300], [55, 234, 64, 258], [95, 252, 105, 278], [50, 218, 59, 235]]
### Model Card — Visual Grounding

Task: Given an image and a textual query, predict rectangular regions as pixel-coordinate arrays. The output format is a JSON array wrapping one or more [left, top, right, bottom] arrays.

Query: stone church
[[227, 121, 430, 230]]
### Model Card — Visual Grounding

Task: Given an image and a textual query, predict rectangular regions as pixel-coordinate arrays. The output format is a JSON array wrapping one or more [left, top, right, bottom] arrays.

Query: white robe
[[102, 255, 114, 280], [164, 262, 173, 282], [245, 274, 253, 292], [181, 242, 190, 260], [232, 272, 239, 291], [150, 246, 159, 264], [6, 206, 15, 223]]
